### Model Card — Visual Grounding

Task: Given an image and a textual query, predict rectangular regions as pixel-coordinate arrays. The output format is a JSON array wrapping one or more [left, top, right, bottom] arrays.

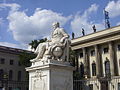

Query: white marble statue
[[33, 22, 70, 61]]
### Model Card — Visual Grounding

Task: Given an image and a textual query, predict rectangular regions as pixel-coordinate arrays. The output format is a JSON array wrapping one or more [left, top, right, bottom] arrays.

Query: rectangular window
[[9, 70, 13, 80], [18, 71, 21, 81], [89, 84, 93, 90], [0, 58, 5, 64], [104, 48, 109, 54], [18, 61, 21, 66], [118, 45, 120, 51], [92, 63, 96, 76], [80, 53, 83, 58], [10, 60, 14, 65], [91, 50, 95, 56], [118, 83, 120, 90], [9, 87, 12, 90]]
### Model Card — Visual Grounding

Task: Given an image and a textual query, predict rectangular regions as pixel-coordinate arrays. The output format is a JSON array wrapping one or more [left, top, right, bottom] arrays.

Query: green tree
[[69, 47, 81, 79], [29, 38, 47, 50], [19, 51, 36, 67], [19, 38, 47, 67], [69, 47, 76, 67]]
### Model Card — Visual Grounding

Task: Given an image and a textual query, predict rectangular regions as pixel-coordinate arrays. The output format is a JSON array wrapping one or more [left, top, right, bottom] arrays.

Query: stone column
[[94, 45, 100, 77], [109, 42, 115, 76], [26, 59, 74, 90], [82, 48, 88, 78]]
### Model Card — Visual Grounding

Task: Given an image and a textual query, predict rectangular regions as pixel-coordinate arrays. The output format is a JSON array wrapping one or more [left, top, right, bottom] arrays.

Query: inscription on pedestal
[[31, 70, 47, 90]]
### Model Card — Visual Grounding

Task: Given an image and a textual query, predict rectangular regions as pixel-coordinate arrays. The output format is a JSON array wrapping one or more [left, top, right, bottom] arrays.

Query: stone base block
[[26, 60, 74, 90]]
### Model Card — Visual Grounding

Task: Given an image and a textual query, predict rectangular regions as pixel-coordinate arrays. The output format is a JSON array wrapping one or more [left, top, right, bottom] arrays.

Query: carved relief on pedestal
[[31, 70, 47, 90]]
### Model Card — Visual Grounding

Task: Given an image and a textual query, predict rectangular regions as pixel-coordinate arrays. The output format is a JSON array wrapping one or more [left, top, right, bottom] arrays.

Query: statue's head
[[52, 22, 59, 30]]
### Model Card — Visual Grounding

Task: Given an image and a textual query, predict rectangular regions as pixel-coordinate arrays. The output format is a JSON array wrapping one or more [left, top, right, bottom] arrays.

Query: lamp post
[[2, 74, 8, 90]]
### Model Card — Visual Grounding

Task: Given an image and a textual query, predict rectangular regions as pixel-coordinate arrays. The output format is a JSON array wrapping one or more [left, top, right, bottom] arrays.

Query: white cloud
[[0, 3, 71, 44], [7, 9, 71, 43], [71, 4, 104, 37], [105, 0, 120, 18], [0, 42, 26, 49], [117, 22, 120, 25], [0, 3, 20, 13], [82, 4, 99, 18], [0, 18, 3, 25]]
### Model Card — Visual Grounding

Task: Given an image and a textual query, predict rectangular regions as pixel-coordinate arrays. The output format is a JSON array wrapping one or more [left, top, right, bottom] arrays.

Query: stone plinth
[[26, 59, 74, 90]]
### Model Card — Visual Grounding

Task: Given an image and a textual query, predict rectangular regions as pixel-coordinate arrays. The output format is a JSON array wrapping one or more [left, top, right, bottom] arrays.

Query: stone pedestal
[[26, 59, 74, 90]]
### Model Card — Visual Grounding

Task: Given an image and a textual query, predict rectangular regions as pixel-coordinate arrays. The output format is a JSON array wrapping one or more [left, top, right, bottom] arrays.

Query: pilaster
[[109, 42, 115, 76]]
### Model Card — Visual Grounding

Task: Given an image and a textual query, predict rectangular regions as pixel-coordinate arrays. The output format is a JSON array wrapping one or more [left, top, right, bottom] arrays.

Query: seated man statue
[[33, 22, 70, 61]]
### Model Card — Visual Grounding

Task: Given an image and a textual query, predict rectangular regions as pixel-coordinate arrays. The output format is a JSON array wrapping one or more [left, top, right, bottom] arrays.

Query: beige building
[[0, 45, 30, 90], [71, 25, 120, 90]]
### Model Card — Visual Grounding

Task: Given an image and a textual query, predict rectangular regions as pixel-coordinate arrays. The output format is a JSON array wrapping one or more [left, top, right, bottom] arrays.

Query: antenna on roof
[[104, 9, 110, 28]]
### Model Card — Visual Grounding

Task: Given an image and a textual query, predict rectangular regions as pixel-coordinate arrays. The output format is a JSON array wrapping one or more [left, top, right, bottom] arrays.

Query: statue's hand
[[60, 38, 64, 43], [47, 40, 51, 42]]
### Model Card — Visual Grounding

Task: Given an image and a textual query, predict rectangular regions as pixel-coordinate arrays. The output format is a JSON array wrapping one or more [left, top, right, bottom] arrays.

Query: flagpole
[[104, 9, 110, 29]]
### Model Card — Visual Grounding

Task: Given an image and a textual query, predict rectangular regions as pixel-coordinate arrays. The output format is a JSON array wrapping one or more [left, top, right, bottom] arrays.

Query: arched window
[[92, 62, 96, 76], [105, 60, 110, 76], [0, 69, 4, 80], [18, 71, 21, 81], [9, 70, 13, 80], [80, 63, 84, 78]]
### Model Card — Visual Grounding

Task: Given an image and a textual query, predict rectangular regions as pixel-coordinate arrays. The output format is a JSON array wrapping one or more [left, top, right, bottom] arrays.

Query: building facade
[[71, 26, 120, 90], [0, 45, 30, 90]]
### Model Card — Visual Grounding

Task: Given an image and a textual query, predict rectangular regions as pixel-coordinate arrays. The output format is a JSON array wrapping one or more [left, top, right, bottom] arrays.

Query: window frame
[[18, 71, 22, 81], [0, 58, 5, 64], [91, 50, 95, 56], [105, 60, 110, 76], [103, 47, 109, 54], [9, 70, 13, 80], [92, 62, 96, 76], [118, 45, 120, 51], [80, 53, 83, 58], [10, 59, 14, 65]]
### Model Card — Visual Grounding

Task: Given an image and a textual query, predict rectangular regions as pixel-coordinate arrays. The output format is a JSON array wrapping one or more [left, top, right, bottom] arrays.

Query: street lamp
[[2, 74, 8, 90]]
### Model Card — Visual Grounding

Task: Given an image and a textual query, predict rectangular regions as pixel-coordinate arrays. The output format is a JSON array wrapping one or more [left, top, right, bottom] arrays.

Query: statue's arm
[[60, 28, 69, 43]]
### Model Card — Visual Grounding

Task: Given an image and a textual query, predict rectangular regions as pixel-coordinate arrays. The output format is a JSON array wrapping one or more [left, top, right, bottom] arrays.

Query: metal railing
[[0, 80, 28, 90], [73, 76, 120, 90]]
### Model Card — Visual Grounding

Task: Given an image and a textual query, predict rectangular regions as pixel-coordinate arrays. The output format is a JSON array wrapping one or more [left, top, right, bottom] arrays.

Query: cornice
[[71, 25, 120, 46], [71, 28, 120, 50]]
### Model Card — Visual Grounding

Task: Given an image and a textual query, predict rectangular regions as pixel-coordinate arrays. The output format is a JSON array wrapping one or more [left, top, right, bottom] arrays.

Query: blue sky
[[0, 0, 120, 49]]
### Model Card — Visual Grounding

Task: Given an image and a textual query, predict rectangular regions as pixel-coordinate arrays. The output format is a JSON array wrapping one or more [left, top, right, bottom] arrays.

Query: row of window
[[0, 69, 22, 81], [91, 60, 110, 76], [0, 58, 21, 66], [79, 60, 110, 77], [79, 45, 120, 58]]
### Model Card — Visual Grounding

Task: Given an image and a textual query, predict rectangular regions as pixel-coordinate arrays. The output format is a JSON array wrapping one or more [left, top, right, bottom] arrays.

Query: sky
[[0, 0, 120, 50]]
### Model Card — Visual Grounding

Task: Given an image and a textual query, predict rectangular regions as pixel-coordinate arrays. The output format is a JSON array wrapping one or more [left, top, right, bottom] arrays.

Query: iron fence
[[73, 77, 120, 90], [0, 80, 28, 90]]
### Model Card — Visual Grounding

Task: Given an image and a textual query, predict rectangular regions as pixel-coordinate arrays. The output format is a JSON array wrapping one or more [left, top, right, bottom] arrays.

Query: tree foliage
[[69, 47, 76, 67], [69, 47, 81, 79], [29, 38, 47, 50], [19, 38, 47, 67], [19, 51, 36, 67]]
